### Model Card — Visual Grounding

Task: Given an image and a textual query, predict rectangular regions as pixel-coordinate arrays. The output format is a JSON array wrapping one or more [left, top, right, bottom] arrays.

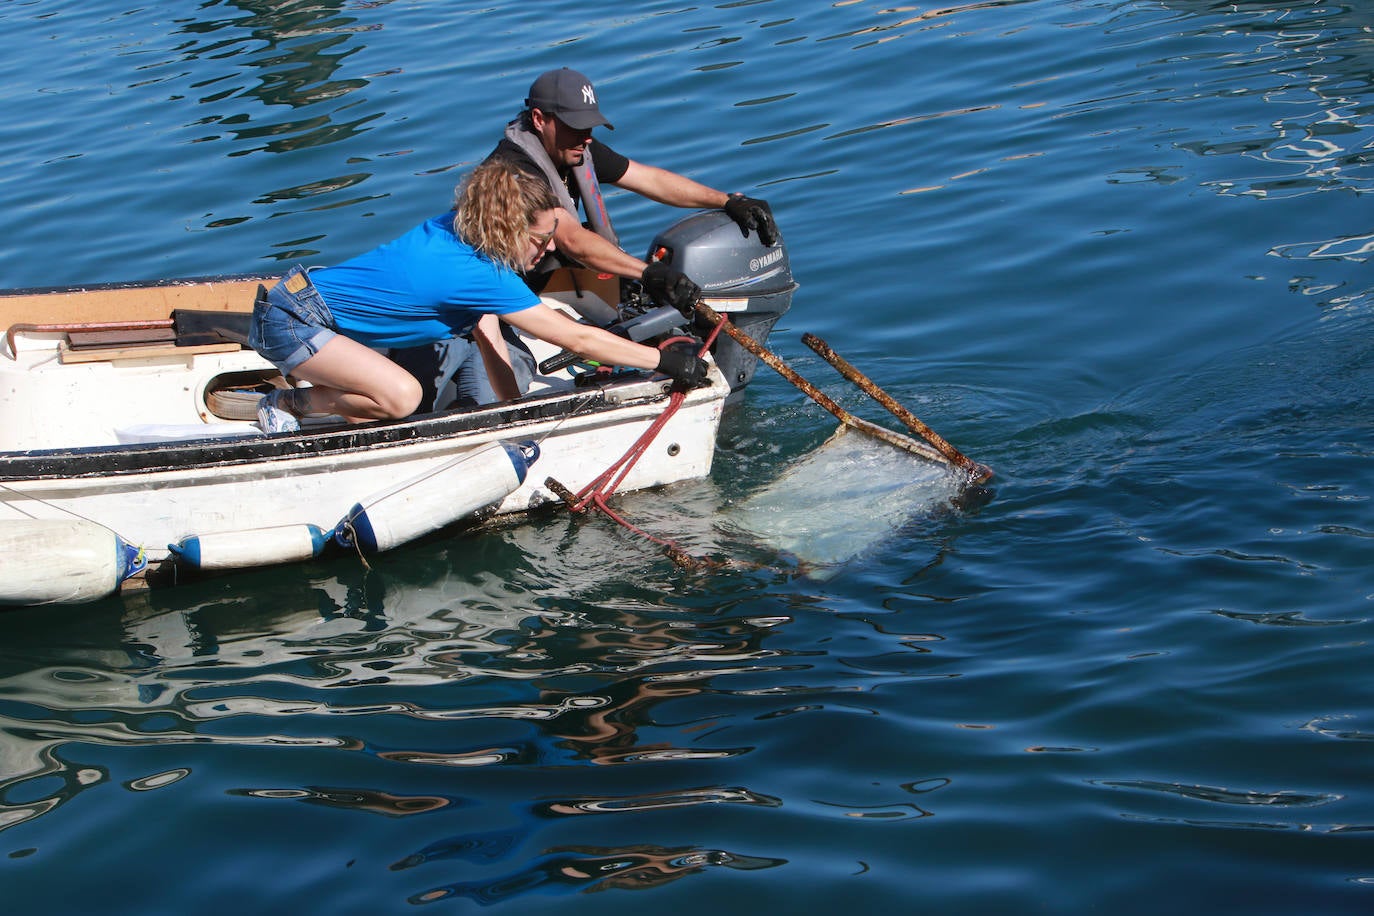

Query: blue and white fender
[[334, 440, 539, 555], [0, 518, 146, 606], [170, 524, 331, 571]]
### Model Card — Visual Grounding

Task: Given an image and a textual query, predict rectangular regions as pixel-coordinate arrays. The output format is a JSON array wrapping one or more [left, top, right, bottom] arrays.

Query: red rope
[[567, 315, 728, 563], [571, 386, 686, 511]]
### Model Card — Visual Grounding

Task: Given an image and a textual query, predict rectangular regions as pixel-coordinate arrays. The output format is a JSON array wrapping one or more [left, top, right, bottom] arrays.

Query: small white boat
[[0, 212, 797, 605]]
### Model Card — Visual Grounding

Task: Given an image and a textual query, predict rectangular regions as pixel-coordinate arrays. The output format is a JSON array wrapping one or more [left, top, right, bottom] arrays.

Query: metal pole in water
[[801, 333, 993, 484], [696, 300, 952, 467]]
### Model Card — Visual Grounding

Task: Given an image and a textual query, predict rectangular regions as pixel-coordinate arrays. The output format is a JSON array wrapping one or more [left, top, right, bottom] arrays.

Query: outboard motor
[[647, 210, 796, 398]]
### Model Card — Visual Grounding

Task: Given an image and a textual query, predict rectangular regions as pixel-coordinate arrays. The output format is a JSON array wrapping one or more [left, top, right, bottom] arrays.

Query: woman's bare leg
[[289, 335, 424, 421]]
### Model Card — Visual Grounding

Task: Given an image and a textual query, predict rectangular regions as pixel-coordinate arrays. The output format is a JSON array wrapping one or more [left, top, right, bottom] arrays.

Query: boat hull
[[0, 377, 724, 568]]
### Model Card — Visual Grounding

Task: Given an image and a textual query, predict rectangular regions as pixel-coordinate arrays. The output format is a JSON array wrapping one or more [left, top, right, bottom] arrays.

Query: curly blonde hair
[[454, 159, 558, 270]]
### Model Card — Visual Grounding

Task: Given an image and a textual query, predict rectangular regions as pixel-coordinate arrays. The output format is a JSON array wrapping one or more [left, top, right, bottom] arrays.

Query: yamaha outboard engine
[[647, 210, 796, 398]]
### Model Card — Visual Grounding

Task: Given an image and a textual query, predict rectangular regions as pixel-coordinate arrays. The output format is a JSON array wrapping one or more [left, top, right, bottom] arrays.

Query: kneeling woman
[[250, 159, 707, 432]]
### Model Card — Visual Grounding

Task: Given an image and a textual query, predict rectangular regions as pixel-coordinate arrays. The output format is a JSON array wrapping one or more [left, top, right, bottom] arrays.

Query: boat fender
[[169, 524, 331, 571], [0, 519, 146, 606], [334, 440, 539, 555]]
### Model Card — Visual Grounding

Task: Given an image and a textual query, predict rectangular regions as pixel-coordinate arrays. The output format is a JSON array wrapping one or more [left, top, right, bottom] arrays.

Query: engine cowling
[[647, 210, 797, 396]]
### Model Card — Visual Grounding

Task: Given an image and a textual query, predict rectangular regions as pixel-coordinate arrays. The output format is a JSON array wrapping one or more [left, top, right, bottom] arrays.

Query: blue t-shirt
[[309, 213, 540, 349]]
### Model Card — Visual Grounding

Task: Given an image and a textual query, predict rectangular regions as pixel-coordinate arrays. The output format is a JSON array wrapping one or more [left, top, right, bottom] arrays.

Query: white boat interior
[[0, 269, 683, 450]]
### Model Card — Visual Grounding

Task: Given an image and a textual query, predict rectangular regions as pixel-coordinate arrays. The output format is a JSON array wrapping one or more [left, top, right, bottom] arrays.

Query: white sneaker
[[257, 389, 301, 434]]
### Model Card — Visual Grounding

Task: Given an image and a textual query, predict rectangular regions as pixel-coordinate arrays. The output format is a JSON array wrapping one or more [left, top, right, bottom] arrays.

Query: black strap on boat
[[171, 309, 252, 347]]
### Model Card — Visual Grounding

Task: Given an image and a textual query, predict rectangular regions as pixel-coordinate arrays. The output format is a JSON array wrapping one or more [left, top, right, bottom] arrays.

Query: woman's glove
[[641, 261, 701, 317], [655, 344, 710, 388], [723, 194, 778, 246]]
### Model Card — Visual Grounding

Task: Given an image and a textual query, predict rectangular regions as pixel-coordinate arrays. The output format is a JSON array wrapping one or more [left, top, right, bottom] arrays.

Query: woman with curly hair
[[249, 158, 707, 433]]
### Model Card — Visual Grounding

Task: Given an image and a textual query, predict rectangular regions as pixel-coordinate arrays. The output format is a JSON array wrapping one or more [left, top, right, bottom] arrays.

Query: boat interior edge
[[0, 383, 633, 479]]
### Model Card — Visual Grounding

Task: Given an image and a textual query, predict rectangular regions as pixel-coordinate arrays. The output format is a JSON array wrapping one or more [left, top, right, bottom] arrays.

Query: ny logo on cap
[[581, 84, 596, 105]]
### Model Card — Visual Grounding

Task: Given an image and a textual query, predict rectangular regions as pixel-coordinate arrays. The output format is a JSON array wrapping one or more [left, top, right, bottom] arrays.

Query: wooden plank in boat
[[58, 340, 243, 364], [67, 328, 177, 349]]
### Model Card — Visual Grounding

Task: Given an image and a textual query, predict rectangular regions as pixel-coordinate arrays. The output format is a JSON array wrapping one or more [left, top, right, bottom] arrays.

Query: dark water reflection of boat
[[0, 525, 797, 829]]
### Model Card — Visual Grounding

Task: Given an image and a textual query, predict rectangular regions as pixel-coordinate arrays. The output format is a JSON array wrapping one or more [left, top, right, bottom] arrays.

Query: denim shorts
[[248, 265, 338, 376]]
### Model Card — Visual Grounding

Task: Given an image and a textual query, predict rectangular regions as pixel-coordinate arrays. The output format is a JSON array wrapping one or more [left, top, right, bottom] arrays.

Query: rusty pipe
[[801, 332, 992, 484], [696, 300, 949, 466]]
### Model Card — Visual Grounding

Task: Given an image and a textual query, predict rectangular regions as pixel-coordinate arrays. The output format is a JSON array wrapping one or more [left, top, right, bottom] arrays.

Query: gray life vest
[[502, 120, 618, 245]]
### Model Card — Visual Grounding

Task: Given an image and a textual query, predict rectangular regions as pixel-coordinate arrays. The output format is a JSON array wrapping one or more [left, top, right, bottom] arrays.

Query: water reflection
[[0, 404, 969, 838], [408, 844, 786, 905], [230, 784, 454, 817], [0, 545, 795, 834], [1089, 777, 1372, 835], [182, 1, 368, 105], [815, 0, 1030, 45], [170, 0, 386, 162], [1161, 2, 1374, 202]]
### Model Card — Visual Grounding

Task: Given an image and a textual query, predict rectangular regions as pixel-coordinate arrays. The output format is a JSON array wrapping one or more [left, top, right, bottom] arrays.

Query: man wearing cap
[[394, 67, 777, 412], [490, 66, 777, 302]]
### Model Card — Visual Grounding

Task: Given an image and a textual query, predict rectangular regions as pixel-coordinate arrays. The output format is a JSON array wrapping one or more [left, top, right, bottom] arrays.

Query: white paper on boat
[[724, 424, 961, 570], [115, 423, 263, 444]]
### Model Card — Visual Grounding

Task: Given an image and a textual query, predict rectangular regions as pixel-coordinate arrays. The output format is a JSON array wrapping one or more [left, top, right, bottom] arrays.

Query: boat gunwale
[[0, 272, 280, 300], [0, 376, 709, 481]]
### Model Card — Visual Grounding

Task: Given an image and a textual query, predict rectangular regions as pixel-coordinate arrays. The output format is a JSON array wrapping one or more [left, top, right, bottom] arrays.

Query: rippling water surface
[[2, 1, 1373, 913]]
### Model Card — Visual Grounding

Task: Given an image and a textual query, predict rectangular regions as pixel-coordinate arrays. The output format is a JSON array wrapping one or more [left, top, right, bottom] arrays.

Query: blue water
[[3, 1, 1374, 912]]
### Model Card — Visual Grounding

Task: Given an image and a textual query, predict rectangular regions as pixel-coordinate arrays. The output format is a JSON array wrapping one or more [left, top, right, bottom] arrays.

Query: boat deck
[[0, 269, 632, 452]]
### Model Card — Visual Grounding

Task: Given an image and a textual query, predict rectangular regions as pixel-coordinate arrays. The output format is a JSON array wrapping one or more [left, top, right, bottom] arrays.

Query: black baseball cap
[[525, 67, 614, 130]]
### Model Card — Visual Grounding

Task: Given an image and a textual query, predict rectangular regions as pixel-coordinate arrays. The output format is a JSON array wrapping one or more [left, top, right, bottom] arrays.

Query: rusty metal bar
[[6, 318, 175, 359], [695, 301, 950, 467], [544, 476, 582, 511], [801, 333, 993, 484]]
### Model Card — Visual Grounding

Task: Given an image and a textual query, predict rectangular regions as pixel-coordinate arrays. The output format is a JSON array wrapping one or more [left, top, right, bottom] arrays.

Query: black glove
[[641, 261, 701, 317], [655, 344, 710, 389], [723, 193, 778, 246]]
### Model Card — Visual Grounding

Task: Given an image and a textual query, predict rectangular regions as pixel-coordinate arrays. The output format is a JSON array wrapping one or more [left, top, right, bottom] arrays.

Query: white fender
[[169, 524, 331, 571], [335, 440, 539, 555], [0, 519, 146, 606]]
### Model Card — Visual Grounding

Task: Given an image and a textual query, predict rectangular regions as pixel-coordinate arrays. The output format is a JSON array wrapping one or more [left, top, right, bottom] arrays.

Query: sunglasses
[[528, 217, 559, 247]]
